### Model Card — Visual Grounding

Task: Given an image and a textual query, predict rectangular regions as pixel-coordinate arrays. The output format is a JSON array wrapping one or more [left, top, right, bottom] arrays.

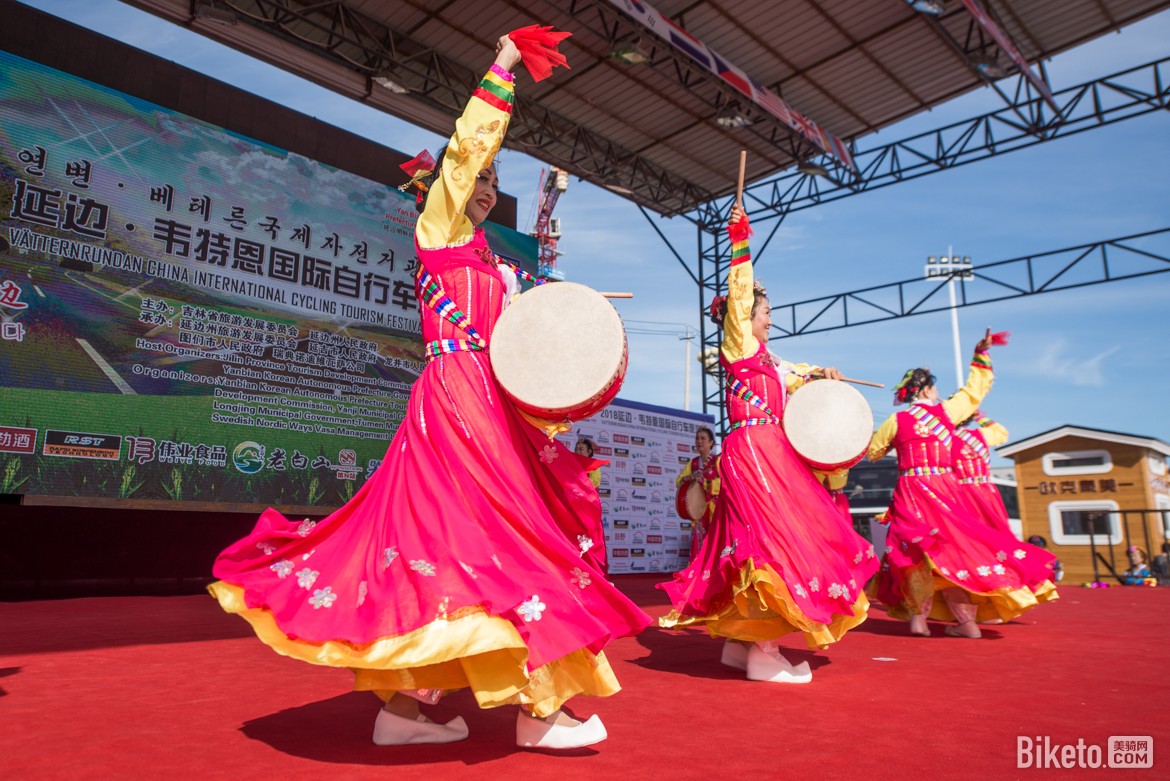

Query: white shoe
[[720, 639, 748, 671], [372, 709, 469, 745], [515, 710, 608, 749], [746, 642, 813, 684]]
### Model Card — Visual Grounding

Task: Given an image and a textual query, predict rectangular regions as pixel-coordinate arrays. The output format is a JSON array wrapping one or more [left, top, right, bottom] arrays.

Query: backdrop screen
[[0, 49, 536, 507]]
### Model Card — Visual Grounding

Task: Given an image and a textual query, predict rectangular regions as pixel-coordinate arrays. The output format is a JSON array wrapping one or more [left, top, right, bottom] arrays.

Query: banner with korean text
[[0, 49, 537, 506], [556, 398, 716, 575]]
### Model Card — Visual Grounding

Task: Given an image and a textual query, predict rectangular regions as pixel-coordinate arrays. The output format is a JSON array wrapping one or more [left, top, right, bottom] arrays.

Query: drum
[[675, 480, 707, 522], [783, 379, 873, 472], [491, 282, 627, 422]]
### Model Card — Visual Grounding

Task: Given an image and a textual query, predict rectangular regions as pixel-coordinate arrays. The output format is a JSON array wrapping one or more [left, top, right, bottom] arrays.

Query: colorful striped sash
[[955, 428, 990, 462], [958, 475, 990, 485], [416, 267, 486, 348], [498, 258, 548, 287], [727, 375, 778, 421], [906, 404, 953, 447], [424, 339, 485, 360], [899, 466, 952, 477], [729, 417, 778, 433]]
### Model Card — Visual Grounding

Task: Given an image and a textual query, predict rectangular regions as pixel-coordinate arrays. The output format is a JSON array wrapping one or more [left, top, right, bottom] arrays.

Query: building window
[[1047, 500, 1121, 545], [1042, 449, 1112, 476], [1157, 495, 1170, 537], [1150, 456, 1168, 476]]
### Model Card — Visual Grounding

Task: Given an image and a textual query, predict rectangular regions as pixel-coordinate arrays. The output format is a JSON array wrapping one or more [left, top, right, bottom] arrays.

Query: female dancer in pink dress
[[659, 205, 878, 684], [953, 410, 1015, 537], [209, 35, 649, 750], [676, 426, 721, 557], [868, 336, 1058, 638]]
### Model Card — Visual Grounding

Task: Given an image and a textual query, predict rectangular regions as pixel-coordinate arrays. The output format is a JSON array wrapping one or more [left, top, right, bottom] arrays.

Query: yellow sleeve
[[868, 413, 898, 461], [941, 351, 994, 425], [589, 469, 602, 489], [415, 68, 514, 250], [720, 223, 758, 363], [782, 361, 818, 393], [980, 420, 1009, 448], [676, 459, 695, 489]]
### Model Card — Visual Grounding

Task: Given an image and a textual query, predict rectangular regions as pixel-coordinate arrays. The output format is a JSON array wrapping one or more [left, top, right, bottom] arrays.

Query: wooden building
[[999, 426, 1170, 584]]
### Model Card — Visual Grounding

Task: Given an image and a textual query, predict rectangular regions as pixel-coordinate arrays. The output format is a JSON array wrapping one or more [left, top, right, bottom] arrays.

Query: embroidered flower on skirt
[[539, 445, 558, 463], [977, 565, 992, 576], [518, 595, 546, 622], [297, 519, 317, 537], [577, 535, 594, 554], [1014, 549, 1027, 559], [270, 559, 293, 579], [410, 559, 437, 577], [956, 569, 970, 580], [570, 567, 592, 589], [256, 541, 276, 555], [296, 568, 319, 589], [357, 581, 368, 606], [809, 577, 821, 592], [309, 586, 337, 609], [383, 547, 399, 569]]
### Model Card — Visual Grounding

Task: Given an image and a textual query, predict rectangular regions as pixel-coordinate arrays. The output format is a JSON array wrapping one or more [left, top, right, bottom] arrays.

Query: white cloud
[[1027, 339, 1121, 387]]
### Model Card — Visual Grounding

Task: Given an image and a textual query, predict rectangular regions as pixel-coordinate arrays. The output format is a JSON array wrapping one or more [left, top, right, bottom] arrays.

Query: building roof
[[998, 425, 1170, 459], [121, 0, 1170, 216]]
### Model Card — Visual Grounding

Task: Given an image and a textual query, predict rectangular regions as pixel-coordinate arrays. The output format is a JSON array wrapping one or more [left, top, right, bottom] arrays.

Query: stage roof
[[123, 0, 1170, 216]]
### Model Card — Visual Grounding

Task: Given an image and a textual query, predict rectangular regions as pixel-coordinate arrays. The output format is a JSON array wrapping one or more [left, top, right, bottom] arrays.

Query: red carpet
[[2, 577, 1166, 780]]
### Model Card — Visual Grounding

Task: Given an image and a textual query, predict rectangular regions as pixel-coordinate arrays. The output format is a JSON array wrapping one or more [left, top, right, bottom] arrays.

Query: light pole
[[924, 251, 974, 390]]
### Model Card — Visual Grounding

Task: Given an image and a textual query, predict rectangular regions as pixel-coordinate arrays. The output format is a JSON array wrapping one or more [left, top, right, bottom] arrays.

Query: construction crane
[[532, 166, 569, 281]]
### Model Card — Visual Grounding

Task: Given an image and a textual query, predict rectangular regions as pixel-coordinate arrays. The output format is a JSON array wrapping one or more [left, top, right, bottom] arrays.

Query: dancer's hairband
[[893, 368, 936, 405]]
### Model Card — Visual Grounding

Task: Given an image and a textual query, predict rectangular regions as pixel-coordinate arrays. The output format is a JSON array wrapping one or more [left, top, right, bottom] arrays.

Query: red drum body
[[783, 379, 874, 472], [675, 481, 706, 522], [491, 282, 627, 422]]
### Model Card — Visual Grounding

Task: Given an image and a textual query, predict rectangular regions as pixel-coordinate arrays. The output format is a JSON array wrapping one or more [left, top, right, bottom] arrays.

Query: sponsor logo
[[612, 519, 630, 528], [651, 491, 663, 502], [612, 548, 630, 558], [614, 447, 630, 457], [600, 475, 610, 486], [677, 443, 692, 453], [633, 463, 645, 475], [647, 534, 663, 544], [647, 465, 663, 474], [680, 521, 694, 530], [631, 477, 646, 486], [595, 445, 613, 456], [631, 504, 647, 512], [650, 519, 663, 530], [611, 504, 632, 514], [649, 453, 662, 464], [633, 532, 645, 543], [613, 433, 630, 444], [338, 449, 357, 467], [678, 456, 691, 465], [598, 488, 611, 498], [632, 491, 648, 500], [595, 431, 611, 444], [0, 426, 37, 454], [630, 561, 647, 571], [617, 489, 629, 500], [649, 560, 662, 571], [44, 430, 121, 460], [366, 459, 381, 478], [612, 532, 627, 541], [631, 548, 646, 558], [232, 441, 266, 474], [631, 436, 646, 446]]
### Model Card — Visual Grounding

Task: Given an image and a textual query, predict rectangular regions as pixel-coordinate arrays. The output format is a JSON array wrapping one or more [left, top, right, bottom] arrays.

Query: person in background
[[675, 426, 721, 557]]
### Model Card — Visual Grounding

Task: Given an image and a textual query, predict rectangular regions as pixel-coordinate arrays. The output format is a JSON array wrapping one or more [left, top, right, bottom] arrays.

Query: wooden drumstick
[[598, 291, 633, 299], [839, 376, 885, 388], [736, 150, 746, 207]]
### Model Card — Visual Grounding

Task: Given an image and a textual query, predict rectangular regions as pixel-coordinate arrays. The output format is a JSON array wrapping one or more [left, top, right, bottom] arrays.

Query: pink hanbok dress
[[209, 65, 649, 718], [868, 358, 1058, 622], [953, 416, 1015, 538], [659, 218, 878, 648]]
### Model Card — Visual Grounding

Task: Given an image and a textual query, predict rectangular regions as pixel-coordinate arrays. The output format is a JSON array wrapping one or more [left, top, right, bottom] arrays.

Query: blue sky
[[22, 1, 1170, 459]]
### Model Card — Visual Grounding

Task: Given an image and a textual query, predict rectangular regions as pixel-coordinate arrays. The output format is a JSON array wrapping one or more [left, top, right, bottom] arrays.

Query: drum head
[[492, 282, 625, 415], [784, 380, 873, 470], [685, 482, 706, 521]]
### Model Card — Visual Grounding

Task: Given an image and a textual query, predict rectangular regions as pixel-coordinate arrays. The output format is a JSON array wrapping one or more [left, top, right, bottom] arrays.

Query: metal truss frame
[[668, 56, 1170, 428], [716, 56, 1170, 230], [770, 225, 1170, 338], [205, 0, 714, 214]]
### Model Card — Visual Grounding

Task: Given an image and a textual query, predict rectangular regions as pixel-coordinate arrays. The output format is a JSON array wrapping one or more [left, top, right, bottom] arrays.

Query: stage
[[2, 577, 1165, 780]]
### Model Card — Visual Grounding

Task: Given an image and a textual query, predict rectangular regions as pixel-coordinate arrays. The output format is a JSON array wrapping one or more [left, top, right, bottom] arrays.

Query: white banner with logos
[[555, 397, 715, 575]]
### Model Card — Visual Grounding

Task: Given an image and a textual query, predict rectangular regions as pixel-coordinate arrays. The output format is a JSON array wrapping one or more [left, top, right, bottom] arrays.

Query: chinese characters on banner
[[0, 48, 537, 506]]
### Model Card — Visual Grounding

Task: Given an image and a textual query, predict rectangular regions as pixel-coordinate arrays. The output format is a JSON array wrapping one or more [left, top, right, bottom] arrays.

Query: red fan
[[508, 25, 572, 82], [400, 149, 436, 179], [990, 331, 1011, 346]]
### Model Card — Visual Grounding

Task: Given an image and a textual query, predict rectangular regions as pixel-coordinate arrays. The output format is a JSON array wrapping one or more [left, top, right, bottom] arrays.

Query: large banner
[[556, 398, 715, 574], [0, 49, 536, 507]]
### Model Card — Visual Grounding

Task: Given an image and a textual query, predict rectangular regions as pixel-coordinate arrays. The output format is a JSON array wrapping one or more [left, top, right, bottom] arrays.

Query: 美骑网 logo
[[232, 441, 266, 474]]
